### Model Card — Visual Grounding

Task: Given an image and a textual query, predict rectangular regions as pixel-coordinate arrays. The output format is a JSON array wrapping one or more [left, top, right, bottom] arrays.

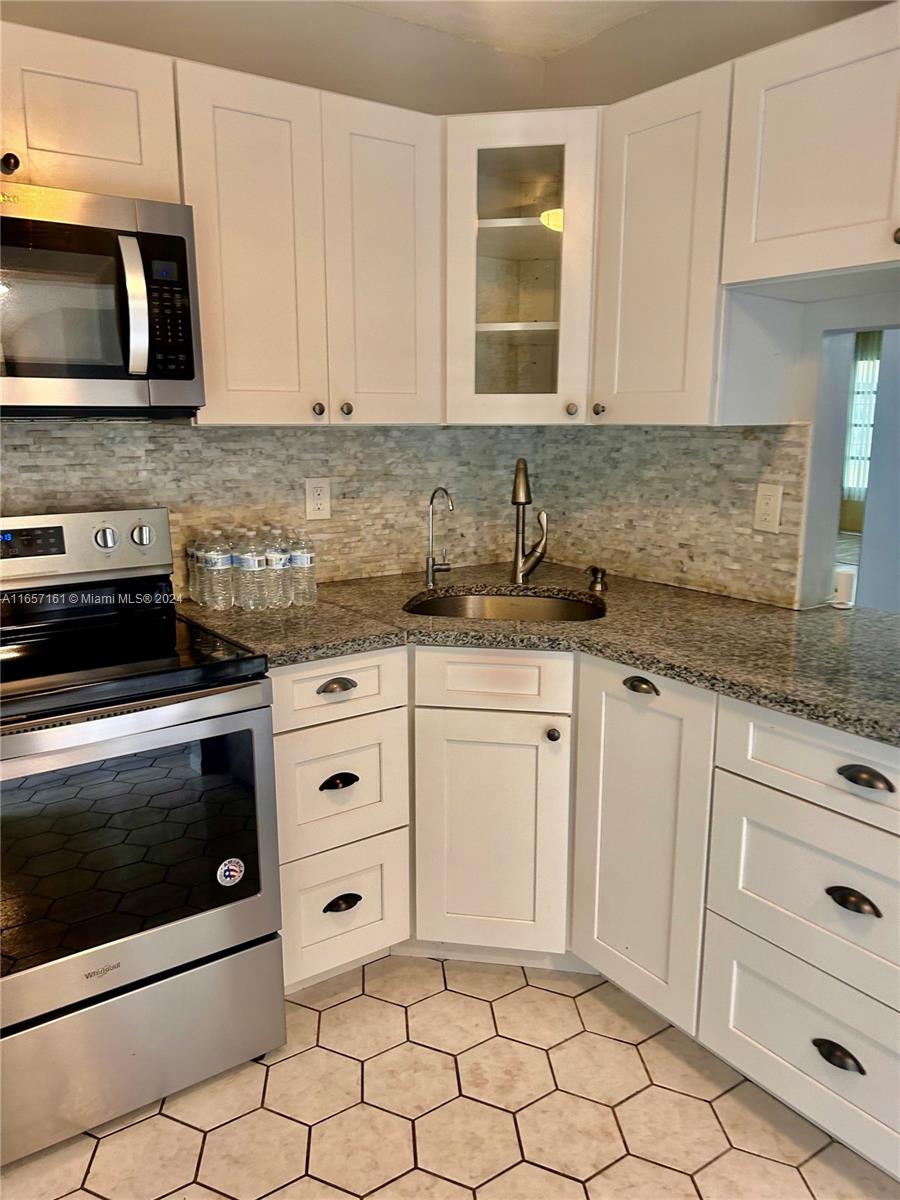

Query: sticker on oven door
[[217, 858, 245, 886]]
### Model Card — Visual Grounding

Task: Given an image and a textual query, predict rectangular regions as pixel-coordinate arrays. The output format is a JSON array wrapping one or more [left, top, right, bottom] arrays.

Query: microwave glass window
[[0, 246, 123, 369], [0, 729, 261, 976]]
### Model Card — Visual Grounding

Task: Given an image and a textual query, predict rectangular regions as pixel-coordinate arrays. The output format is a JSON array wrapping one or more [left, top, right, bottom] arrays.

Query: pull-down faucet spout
[[510, 458, 548, 584]]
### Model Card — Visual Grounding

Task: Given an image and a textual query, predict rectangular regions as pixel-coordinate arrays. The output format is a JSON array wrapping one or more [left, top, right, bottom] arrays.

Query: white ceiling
[[349, 0, 663, 59]]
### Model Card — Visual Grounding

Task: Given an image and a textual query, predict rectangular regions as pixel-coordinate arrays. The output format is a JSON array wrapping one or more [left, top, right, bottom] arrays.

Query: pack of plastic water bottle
[[186, 526, 317, 610]]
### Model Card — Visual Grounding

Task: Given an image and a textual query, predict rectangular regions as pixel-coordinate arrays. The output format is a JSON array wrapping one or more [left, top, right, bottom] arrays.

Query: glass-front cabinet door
[[446, 110, 599, 424]]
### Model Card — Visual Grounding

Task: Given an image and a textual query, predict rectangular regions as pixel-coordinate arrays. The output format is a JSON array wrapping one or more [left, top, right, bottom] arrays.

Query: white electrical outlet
[[305, 477, 331, 520], [753, 482, 783, 532]]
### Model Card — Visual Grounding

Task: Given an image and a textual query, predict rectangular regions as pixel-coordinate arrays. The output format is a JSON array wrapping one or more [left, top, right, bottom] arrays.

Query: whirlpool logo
[[84, 961, 121, 980]]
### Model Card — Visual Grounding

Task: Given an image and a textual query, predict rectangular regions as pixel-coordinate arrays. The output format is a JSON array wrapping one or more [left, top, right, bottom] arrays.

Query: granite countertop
[[179, 562, 900, 746]]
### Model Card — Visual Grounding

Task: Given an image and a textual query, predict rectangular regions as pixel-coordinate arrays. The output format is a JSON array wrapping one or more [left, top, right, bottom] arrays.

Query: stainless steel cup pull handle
[[623, 676, 660, 696], [319, 772, 360, 792], [836, 764, 895, 793], [825, 885, 883, 918], [118, 235, 149, 375], [323, 892, 362, 914], [316, 677, 359, 695], [812, 1038, 866, 1075]]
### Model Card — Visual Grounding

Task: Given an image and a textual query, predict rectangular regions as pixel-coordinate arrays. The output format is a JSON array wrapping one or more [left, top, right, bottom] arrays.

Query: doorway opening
[[834, 329, 881, 604]]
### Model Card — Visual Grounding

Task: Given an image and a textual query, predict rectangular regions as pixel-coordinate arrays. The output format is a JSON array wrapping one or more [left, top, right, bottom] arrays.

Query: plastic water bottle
[[185, 534, 199, 602], [234, 530, 268, 610], [264, 528, 292, 608], [289, 532, 317, 606], [191, 534, 208, 604], [205, 530, 234, 610]]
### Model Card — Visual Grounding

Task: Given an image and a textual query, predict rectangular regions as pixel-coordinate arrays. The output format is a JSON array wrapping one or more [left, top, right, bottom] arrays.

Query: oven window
[[1, 246, 124, 370], [1, 731, 261, 976]]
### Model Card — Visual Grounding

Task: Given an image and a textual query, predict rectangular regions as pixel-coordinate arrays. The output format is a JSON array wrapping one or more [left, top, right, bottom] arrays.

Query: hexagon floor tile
[[9, 955, 900, 1200], [492, 985, 581, 1048], [517, 1090, 625, 1180], [364, 1041, 459, 1117], [616, 1087, 728, 1174], [309, 1104, 413, 1195], [458, 1036, 554, 1111], [416, 1097, 521, 1187], [364, 955, 444, 1005]]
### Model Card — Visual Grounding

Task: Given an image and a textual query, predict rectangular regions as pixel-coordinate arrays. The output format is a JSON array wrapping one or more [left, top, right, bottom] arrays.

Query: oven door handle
[[118, 235, 149, 375]]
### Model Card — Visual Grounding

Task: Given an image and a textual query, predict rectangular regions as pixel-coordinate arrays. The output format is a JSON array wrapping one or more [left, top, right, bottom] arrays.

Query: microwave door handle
[[117, 234, 149, 375]]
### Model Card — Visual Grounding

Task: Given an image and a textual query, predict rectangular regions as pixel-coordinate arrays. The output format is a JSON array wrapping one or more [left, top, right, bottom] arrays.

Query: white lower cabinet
[[571, 656, 716, 1033], [280, 828, 410, 988], [701, 913, 900, 1176], [415, 706, 571, 952]]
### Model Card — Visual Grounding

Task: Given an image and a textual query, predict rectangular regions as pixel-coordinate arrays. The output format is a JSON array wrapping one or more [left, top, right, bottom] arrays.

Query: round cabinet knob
[[130, 524, 154, 547], [312, 402, 326, 417], [94, 527, 118, 550], [592, 403, 606, 416], [565, 402, 579, 416], [546, 728, 562, 742], [340, 402, 354, 416], [894, 227, 900, 245], [1, 152, 21, 175]]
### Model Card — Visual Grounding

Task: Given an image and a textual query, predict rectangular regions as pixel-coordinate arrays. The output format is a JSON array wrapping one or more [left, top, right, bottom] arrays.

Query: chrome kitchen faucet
[[425, 486, 454, 589]]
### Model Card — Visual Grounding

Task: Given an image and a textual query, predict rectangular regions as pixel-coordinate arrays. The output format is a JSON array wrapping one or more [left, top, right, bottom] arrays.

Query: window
[[842, 329, 882, 503]]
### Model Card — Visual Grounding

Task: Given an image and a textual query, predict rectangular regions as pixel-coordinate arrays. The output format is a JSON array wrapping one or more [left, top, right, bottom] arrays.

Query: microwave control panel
[[142, 234, 195, 380]]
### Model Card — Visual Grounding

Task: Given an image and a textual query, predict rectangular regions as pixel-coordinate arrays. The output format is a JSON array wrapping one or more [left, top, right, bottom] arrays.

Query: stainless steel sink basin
[[403, 589, 605, 622]]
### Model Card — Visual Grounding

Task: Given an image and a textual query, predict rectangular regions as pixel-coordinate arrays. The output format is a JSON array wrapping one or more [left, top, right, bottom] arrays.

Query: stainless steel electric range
[[0, 508, 284, 1164]]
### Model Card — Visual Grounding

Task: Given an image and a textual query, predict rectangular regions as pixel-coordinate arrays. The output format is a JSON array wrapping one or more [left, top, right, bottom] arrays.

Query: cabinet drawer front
[[271, 648, 408, 732], [700, 914, 900, 1175], [717, 698, 899, 833], [415, 647, 573, 713], [709, 772, 900, 1007], [280, 828, 409, 988], [275, 708, 410, 861]]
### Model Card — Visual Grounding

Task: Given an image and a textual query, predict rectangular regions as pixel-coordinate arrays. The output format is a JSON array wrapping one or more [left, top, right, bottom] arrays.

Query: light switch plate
[[305, 478, 331, 520], [753, 482, 783, 532]]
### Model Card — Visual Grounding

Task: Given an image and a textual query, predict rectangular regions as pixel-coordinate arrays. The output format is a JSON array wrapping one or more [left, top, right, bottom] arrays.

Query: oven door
[[0, 684, 280, 1027]]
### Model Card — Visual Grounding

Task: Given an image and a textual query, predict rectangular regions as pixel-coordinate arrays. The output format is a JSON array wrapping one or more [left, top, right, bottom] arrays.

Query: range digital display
[[0, 525, 66, 559]]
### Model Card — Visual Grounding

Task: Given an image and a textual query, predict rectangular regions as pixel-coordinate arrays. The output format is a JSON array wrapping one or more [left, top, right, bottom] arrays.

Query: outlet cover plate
[[305, 478, 331, 520], [753, 482, 783, 533]]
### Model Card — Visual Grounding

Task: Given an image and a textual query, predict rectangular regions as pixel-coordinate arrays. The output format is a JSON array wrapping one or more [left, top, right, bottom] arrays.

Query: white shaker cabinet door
[[177, 61, 329, 425], [322, 93, 442, 424], [415, 707, 571, 952], [722, 4, 900, 282], [1, 22, 179, 200], [571, 656, 716, 1034], [591, 64, 732, 424]]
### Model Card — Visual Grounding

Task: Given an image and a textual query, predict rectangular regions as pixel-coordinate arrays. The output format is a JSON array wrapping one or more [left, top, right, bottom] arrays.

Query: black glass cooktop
[[1, 576, 266, 724]]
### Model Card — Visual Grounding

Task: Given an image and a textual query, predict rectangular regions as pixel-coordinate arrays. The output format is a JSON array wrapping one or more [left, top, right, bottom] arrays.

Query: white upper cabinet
[[723, 5, 900, 283], [1, 23, 179, 201], [591, 65, 732, 425], [446, 109, 598, 424], [177, 62, 330, 425], [322, 95, 443, 424], [571, 656, 716, 1033]]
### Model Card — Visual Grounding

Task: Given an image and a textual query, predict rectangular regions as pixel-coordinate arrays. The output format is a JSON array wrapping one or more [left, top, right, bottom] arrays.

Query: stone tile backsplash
[[0, 420, 809, 606]]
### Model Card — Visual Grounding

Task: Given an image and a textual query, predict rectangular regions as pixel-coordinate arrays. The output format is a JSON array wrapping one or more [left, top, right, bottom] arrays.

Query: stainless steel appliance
[[0, 509, 283, 1164], [0, 183, 204, 414]]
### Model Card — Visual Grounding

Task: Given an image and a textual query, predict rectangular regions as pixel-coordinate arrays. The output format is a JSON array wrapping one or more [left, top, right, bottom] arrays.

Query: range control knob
[[94, 527, 119, 550], [130, 524, 155, 546]]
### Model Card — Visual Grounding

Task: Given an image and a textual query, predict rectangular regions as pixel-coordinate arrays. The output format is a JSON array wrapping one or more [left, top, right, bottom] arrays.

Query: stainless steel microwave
[[0, 183, 204, 415]]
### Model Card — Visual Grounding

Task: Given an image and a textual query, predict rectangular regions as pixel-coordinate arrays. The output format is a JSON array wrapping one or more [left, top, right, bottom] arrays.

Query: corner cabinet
[[591, 64, 732, 424], [1, 22, 180, 201], [322, 94, 443, 424], [571, 656, 716, 1033], [177, 61, 330, 425], [446, 109, 598, 425], [722, 4, 900, 283]]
